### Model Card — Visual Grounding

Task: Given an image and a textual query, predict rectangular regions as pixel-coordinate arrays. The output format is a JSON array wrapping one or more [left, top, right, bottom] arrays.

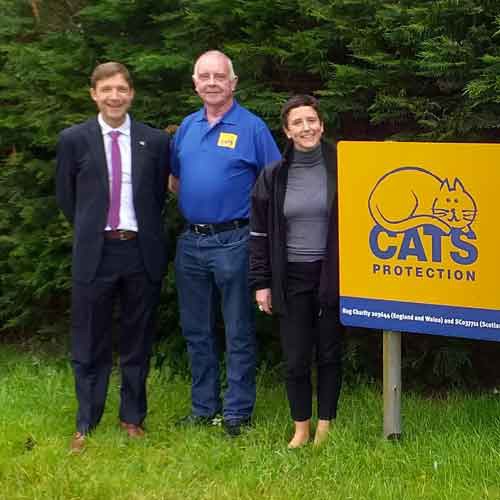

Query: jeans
[[175, 225, 256, 420]]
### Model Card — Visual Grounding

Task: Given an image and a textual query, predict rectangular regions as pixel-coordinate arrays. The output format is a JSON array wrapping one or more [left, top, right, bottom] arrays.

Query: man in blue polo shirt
[[169, 50, 280, 436]]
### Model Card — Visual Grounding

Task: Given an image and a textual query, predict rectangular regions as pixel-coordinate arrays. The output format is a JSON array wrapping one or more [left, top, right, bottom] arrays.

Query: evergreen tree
[[2, 0, 500, 383]]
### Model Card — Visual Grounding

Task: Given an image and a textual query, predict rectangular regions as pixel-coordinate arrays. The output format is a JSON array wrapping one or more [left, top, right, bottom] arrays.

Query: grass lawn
[[1, 344, 500, 500]]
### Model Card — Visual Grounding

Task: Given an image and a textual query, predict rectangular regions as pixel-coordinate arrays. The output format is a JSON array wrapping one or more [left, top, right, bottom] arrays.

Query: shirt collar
[[98, 113, 131, 137], [195, 100, 239, 125]]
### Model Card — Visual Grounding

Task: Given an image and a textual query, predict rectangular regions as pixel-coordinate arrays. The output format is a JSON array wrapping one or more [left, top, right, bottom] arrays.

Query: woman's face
[[284, 105, 324, 151]]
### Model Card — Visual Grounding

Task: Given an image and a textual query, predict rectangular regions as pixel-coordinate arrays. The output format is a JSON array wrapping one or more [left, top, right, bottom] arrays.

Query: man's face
[[193, 54, 237, 108], [90, 73, 134, 128]]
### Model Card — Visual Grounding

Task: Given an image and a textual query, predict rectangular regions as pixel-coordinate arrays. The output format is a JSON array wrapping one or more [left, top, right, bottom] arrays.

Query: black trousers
[[71, 239, 161, 434], [279, 261, 343, 422]]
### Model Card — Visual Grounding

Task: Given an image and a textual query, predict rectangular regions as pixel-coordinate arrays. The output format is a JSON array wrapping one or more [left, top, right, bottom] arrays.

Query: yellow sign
[[217, 132, 238, 149], [337, 141, 500, 340]]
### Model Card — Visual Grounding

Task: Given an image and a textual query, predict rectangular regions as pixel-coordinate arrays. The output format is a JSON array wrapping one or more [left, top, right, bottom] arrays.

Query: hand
[[256, 288, 272, 315], [168, 174, 179, 194]]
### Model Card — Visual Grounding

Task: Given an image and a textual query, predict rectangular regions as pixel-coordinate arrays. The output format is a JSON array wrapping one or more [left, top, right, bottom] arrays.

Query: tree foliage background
[[2, 0, 500, 385]]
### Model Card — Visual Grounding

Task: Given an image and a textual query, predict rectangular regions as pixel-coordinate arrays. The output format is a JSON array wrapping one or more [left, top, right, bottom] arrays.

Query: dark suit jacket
[[56, 117, 170, 283]]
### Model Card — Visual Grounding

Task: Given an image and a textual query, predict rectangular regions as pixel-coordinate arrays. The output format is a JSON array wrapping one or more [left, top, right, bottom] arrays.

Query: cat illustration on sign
[[368, 166, 477, 234]]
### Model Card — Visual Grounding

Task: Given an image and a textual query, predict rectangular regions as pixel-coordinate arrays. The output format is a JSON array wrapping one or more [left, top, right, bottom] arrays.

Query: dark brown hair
[[90, 62, 133, 89], [280, 94, 323, 129]]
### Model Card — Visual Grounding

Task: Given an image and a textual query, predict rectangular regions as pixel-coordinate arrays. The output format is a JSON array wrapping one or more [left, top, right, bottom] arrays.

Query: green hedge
[[2, 0, 500, 385]]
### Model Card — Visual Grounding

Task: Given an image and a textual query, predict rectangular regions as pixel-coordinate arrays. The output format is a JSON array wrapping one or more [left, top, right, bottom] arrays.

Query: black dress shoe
[[223, 417, 252, 437], [176, 414, 221, 427]]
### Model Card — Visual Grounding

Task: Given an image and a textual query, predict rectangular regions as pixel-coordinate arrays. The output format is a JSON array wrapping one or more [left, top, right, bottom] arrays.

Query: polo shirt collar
[[98, 113, 131, 137], [196, 100, 240, 125]]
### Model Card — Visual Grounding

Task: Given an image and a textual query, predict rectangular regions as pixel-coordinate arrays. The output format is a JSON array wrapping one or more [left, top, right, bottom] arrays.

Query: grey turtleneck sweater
[[283, 145, 329, 262]]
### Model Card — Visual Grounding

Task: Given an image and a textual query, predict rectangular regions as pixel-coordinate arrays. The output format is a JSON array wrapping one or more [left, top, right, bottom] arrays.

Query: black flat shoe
[[223, 417, 252, 437]]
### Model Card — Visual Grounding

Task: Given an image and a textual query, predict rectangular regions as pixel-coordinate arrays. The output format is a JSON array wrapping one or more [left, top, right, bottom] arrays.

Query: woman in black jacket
[[250, 95, 343, 448]]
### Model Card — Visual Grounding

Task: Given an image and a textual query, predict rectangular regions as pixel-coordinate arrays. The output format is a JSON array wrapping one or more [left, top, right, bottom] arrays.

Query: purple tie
[[107, 131, 122, 230]]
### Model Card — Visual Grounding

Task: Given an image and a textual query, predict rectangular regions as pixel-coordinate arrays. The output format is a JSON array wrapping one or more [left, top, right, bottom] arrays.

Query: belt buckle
[[194, 224, 208, 235], [119, 231, 128, 241]]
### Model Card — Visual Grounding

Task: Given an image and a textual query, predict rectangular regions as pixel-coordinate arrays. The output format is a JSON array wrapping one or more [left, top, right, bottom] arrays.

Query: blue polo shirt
[[171, 100, 281, 223]]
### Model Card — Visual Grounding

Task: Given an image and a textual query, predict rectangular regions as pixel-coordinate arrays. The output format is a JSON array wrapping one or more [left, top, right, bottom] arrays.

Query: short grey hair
[[192, 50, 237, 81]]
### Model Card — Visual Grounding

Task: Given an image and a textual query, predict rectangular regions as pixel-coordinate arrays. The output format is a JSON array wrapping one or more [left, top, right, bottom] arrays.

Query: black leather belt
[[104, 230, 137, 240], [189, 219, 249, 235]]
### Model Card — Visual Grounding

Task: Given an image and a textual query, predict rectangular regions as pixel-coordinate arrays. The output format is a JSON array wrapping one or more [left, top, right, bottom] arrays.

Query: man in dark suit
[[56, 62, 169, 452]]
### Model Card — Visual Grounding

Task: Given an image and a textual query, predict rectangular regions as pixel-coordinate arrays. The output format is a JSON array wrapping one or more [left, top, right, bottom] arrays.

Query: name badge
[[217, 132, 238, 149]]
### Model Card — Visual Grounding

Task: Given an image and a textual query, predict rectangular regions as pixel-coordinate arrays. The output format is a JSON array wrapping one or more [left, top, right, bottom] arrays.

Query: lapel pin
[[139, 141, 146, 146]]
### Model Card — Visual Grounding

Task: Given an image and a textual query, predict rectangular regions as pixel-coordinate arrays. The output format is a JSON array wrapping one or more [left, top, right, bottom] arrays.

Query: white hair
[[192, 50, 237, 80]]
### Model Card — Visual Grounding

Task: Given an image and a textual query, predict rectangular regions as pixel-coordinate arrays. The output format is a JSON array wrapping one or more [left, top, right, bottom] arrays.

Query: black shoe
[[223, 417, 252, 437], [176, 414, 221, 427]]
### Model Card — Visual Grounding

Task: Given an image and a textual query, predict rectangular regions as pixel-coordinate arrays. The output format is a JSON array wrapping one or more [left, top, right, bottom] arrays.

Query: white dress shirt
[[98, 113, 138, 232]]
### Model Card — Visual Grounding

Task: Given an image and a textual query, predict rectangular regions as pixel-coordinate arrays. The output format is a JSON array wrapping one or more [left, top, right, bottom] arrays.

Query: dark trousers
[[71, 239, 161, 434], [279, 261, 343, 422]]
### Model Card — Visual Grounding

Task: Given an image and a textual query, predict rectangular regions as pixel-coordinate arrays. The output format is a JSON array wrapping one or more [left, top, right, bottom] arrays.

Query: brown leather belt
[[104, 230, 137, 241]]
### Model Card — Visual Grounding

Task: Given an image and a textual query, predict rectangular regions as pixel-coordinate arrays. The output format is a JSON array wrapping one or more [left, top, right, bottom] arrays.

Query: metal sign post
[[383, 330, 401, 439]]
